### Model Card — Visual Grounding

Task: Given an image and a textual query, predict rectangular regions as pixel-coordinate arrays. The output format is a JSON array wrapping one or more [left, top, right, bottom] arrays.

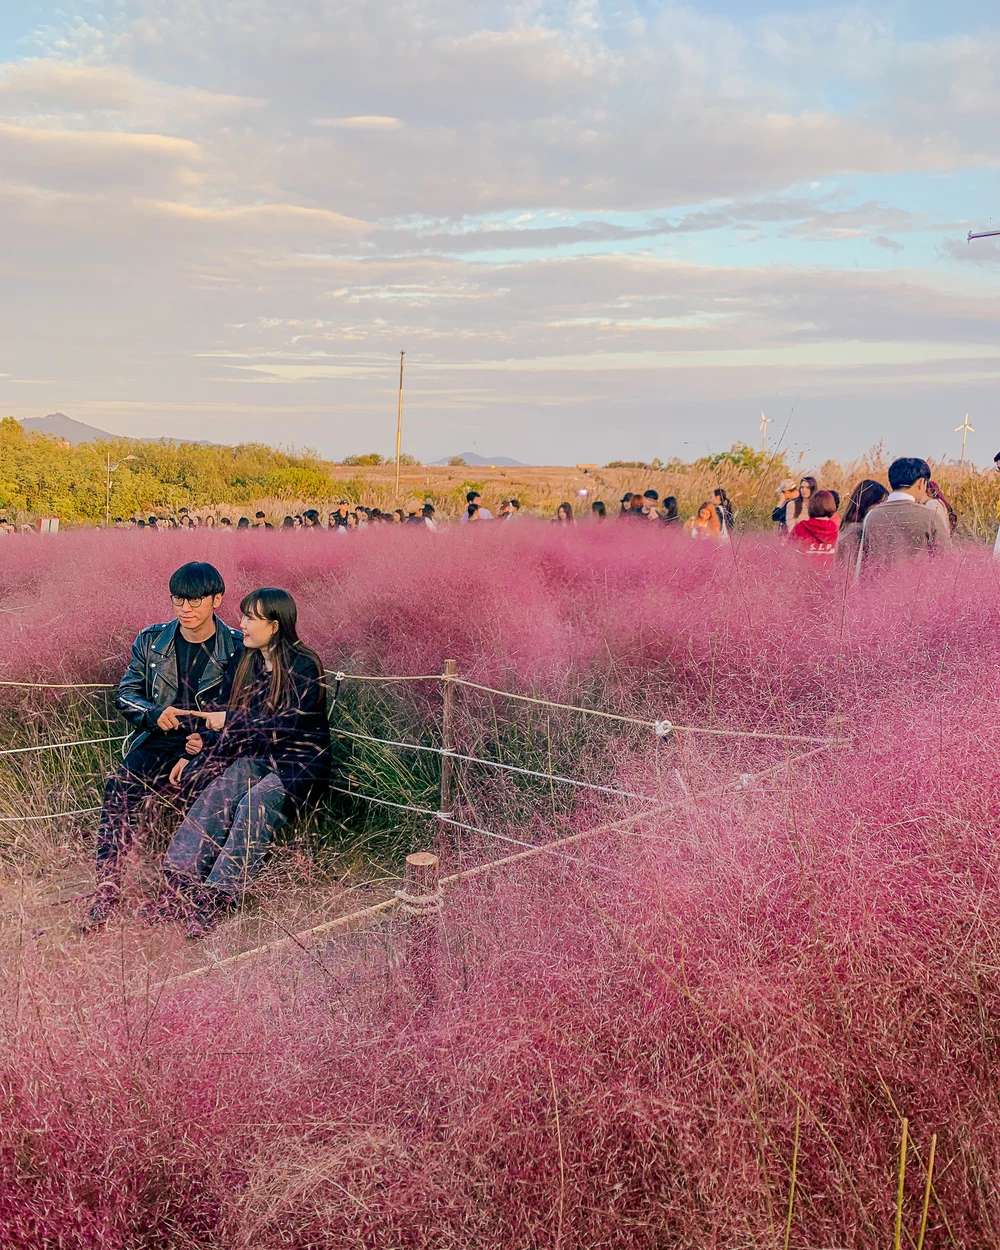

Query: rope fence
[[0, 806, 102, 825], [2, 668, 835, 746], [332, 726, 665, 803], [156, 742, 833, 990], [0, 735, 126, 758]]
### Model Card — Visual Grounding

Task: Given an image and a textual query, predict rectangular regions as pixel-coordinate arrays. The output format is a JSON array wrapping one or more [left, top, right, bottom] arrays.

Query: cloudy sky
[[1, 1, 999, 465]]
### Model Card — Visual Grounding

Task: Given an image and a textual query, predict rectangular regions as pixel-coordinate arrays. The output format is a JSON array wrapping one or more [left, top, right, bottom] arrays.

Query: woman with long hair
[[159, 588, 330, 937], [591, 500, 607, 520], [661, 496, 680, 525], [925, 480, 958, 535], [784, 476, 818, 534], [836, 479, 888, 567], [713, 488, 734, 530], [684, 502, 722, 540], [554, 502, 574, 525]]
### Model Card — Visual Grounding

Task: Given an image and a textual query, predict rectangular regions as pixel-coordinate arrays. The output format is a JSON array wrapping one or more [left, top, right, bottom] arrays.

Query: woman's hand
[[169, 757, 189, 788], [185, 733, 203, 756], [189, 711, 227, 732]]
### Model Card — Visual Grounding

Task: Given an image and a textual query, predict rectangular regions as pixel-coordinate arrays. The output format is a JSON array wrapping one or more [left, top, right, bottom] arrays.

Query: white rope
[[0, 667, 832, 746], [0, 805, 101, 824], [332, 726, 661, 802], [450, 677, 834, 745], [325, 671, 442, 684], [0, 735, 127, 758], [328, 784, 616, 873], [0, 679, 114, 689]]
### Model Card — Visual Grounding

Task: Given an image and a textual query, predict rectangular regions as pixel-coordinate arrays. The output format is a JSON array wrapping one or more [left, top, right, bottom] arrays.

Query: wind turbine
[[955, 413, 975, 467], [759, 411, 772, 452]]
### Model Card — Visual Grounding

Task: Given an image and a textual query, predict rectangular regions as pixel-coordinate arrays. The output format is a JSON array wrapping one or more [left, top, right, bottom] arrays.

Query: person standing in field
[[459, 491, 493, 523], [713, 488, 734, 531], [784, 477, 817, 535], [836, 479, 888, 568], [591, 500, 607, 520], [80, 562, 243, 930], [924, 481, 957, 536], [772, 479, 799, 532], [684, 502, 722, 540], [855, 458, 951, 575], [162, 588, 331, 938], [788, 490, 839, 561], [660, 497, 680, 526], [553, 502, 574, 525]]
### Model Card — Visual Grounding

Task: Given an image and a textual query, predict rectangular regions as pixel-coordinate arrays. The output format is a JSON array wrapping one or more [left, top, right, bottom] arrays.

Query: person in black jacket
[[160, 587, 331, 938], [81, 562, 243, 931]]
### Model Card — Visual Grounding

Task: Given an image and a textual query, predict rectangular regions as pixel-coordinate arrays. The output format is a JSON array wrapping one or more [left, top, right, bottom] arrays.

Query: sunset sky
[[2, 1, 999, 465]]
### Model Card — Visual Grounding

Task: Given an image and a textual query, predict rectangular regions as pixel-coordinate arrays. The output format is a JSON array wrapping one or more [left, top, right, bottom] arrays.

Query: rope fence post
[[439, 660, 458, 827], [393, 851, 444, 1013]]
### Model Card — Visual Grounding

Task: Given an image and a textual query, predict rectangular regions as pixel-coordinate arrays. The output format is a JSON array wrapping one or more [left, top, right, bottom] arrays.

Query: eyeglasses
[[171, 596, 205, 608]]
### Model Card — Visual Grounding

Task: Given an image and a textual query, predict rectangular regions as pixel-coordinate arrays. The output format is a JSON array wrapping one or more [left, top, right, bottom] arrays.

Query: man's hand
[[156, 705, 183, 732], [185, 733, 204, 756]]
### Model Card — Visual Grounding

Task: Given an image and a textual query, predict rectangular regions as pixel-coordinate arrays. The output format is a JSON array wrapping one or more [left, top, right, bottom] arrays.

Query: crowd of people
[[770, 456, 954, 571], [0, 462, 976, 561]]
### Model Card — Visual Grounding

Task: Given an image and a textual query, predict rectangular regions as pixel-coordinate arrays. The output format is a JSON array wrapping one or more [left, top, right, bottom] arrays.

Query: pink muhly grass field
[[1, 526, 1000, 1246]]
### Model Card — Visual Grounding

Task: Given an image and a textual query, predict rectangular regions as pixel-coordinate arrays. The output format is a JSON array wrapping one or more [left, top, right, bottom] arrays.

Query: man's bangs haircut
[[168, 562, 225, 601], [887, 458, 931, 491]]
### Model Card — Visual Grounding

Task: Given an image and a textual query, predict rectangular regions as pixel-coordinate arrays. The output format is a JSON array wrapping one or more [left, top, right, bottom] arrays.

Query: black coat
[[186, 646, 331, 818], [115, 618, 244, 754]]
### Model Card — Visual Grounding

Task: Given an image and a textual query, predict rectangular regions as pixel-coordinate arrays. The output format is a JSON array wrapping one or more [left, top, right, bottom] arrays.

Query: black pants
[[96, 734, 189, 882]]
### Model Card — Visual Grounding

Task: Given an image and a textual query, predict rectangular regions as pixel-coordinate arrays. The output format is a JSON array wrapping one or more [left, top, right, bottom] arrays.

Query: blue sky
[[1, 1, 999, 466]]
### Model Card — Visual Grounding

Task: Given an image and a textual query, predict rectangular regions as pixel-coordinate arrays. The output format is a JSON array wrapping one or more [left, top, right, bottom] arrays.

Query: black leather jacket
[[115, 618, 244, 753]]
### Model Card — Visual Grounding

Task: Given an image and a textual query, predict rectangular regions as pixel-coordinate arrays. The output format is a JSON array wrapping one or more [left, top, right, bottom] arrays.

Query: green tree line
[[0, 418, 334, 523]]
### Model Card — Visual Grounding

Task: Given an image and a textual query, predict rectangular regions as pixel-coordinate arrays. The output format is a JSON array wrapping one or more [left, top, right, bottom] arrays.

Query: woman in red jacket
[[789, 490, 839, 562]]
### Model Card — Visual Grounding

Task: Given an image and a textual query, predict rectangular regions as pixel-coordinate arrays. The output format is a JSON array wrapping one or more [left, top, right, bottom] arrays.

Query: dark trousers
[[96, 734, 188, 882], [165, 759, 286, 899]]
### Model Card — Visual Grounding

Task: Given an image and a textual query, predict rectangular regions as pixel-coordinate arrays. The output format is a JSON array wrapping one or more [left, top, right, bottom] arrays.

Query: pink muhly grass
[[1, 527, 999, 1244]]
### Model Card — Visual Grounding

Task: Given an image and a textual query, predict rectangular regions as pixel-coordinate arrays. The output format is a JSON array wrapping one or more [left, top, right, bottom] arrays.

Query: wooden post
[[395, 350, 405, 496], [393, 852, 443, 1012], [394, 851, 443, 917], [440, 659, 457, 818]]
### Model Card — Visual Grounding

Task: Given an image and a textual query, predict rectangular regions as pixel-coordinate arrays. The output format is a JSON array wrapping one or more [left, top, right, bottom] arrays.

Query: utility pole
[[955, 413, 975, 467], [395, 350, 405, 496], [105, 452, 135, 527]]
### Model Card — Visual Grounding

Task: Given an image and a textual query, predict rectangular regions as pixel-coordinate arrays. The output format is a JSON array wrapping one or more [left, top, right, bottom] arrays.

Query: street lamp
[[106, 453, 136, 527]]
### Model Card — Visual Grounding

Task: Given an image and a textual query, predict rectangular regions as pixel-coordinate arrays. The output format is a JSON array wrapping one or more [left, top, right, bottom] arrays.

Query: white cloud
[[1, 0, 998, 462], [310, 115, 403, 129]]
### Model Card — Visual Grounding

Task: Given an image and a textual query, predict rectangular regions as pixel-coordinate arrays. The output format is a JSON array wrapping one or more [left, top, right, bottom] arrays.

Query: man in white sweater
[[856, 457, 950, 575]]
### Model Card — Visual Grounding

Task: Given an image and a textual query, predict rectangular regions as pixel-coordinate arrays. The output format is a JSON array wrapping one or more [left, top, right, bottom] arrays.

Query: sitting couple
[[83, 561, 330, 938]]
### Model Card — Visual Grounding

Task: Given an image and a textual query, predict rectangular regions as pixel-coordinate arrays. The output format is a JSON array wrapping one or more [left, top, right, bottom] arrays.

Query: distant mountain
[[18, 413, 218, 448], [20, 414, 119, 444], [431, 451, 524, 467]]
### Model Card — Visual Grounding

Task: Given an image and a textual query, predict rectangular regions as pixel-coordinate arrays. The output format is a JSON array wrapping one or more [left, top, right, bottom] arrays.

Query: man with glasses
[[81, 561, 243, 930]]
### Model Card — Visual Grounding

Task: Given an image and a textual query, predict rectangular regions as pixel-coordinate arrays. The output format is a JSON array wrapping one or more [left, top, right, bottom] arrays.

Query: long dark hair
[[843, 479, 888, 526], [791, 476, 818, 519], [228, 587, 323, 713], [927, 480, 958, 533]]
